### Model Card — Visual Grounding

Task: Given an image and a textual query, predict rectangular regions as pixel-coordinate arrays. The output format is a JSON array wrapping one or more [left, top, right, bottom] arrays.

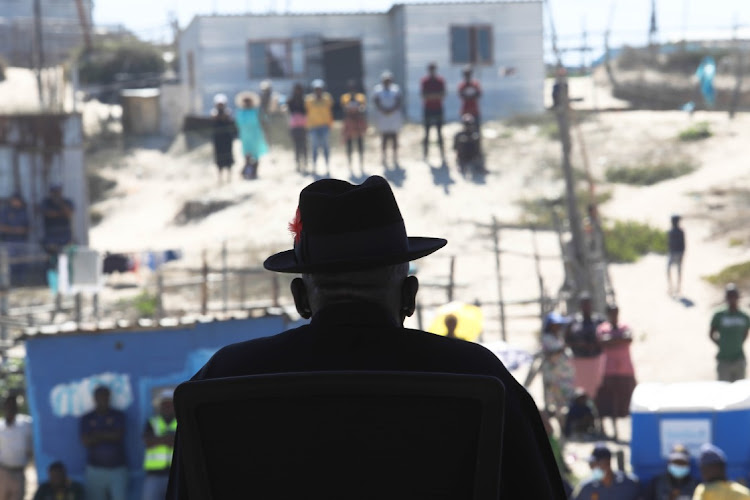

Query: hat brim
[[264, 237, 447, 273]]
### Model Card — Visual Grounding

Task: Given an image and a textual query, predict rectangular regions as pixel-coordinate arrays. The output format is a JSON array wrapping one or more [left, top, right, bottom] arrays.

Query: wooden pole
[[0, 247, 9, 342], [554, 71, 591, 299], [200, 250, 208, 315], [491, 217, 507, 341], [729, 21, 745, 119], [272, 274, 280, 307], [155, 271, 164, 321], [531, 227, 546, 324], [74, 292, 82, 325], [447, 256, 455, 302], [93, 292, 99, 322], [221, 241, 228, 314]]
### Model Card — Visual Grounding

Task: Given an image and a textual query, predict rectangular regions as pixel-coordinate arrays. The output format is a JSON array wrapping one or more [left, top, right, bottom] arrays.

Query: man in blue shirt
[[573, 443, 640, 500], [78, 386, 127, 500]]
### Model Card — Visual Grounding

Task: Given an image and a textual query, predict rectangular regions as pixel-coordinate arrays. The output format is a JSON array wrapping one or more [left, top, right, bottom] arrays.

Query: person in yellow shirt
[[693, 444, 750, 500], [305, 79, 334, 176], [340, 79, 367, 172]]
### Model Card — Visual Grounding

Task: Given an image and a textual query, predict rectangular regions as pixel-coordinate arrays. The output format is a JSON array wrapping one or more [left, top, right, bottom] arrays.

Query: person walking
[[340, 79, 367, 172], [0, 395, 33, 500], [168, 175, 568, 499], [420, 62, 446, 162], [644, 444, 699, 500], [565, 293, 605, 400], [458, 65, 482, 128], [79, 386, 127, 500], [709, 284, 750, 382], [668, 214, 686, 296], [234, 92, 269, 180], [210, 94, 235, 184], [372, 71, 403, 167], [693, 444, 750, 499], [305, 79, 334, 176], [142, 390, 177, 500], [596, 304, 637, 441], [287, 83, 308, 172]]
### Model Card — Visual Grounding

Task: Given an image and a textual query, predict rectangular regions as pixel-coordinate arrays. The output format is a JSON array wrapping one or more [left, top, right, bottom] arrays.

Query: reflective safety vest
[[144, 416, 177, 471]]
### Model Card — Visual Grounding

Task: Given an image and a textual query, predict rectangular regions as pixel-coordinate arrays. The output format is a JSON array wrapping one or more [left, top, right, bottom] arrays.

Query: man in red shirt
[[420, 62, 446, 162], [458, 65, 482, 128]]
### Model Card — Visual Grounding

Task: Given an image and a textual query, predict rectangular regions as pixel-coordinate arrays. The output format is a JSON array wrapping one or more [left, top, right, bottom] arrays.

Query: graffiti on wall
[[50, 372, 133, 417]]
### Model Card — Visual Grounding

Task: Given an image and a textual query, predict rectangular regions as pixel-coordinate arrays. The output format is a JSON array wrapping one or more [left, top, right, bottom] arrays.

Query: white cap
[[213, 93, 228, 105], [260, 79, 271, 90], [311, 79, 325, 89], [381, 70, 394, 81], [158, 389, 174, 402]]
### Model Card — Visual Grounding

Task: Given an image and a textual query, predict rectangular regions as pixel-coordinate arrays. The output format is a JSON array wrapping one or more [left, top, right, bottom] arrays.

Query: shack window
[[450, 26, 493, 65], [248, 40, 305, 78]]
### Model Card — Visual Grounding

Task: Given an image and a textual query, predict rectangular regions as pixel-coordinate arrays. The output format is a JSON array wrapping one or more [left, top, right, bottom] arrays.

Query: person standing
[[234, 92, 269, 180], [458, 65, 482, 128], [0, 193, 29, 244], [709, 284, 750, 382], [668, 215, 686, 296], [142, 390, 176, 500], [259, 80, 274, 146], [420, 62, 446, 162], [287, 83, 308, 172], [573, 444, 640, 500], [693, 444, 750, 499], [565, 293, 605, 400], [540, 312, 576, 421], [0, 395, 33, 500], [596, 304, 637, 441], [33, 461, 85, 500], [79, 386, 127, 500], [644, 444, 699, 500], [305, 79, 334, 176], [340, 80, 367, 172], [210, 94, 235, 184], [372, 71, 403, 167], [41, 185, 74, 252]]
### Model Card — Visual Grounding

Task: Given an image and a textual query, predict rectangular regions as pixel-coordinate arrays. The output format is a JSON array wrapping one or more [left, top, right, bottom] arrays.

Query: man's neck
[[602, 470, 615, 487]]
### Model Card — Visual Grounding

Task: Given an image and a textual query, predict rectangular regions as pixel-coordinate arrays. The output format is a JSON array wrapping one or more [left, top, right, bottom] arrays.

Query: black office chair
[[174, 372, 505, 499]]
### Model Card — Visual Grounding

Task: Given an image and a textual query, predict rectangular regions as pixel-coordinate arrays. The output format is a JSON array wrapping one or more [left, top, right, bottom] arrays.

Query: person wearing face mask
[[573, 443, 640, 500], [644, 444, 699, 500]]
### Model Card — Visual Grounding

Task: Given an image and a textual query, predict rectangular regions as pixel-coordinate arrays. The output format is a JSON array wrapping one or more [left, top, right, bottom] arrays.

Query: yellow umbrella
[[427, 302, 484, 342]]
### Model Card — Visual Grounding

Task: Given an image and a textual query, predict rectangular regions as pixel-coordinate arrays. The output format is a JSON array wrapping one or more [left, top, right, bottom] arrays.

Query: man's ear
[[291, 278, 312, 319], [400, 275, 419, 319]]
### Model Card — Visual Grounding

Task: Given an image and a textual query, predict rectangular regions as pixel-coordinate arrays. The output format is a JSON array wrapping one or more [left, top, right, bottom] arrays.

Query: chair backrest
[[174, 371, 505, 500]]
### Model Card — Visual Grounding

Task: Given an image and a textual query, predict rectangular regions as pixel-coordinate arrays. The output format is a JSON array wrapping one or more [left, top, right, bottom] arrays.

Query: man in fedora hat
[[167, 176, 566, 499]]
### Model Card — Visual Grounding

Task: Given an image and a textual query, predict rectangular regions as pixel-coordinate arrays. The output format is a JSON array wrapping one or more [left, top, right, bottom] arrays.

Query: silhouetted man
[[167, 176, 566, 499]]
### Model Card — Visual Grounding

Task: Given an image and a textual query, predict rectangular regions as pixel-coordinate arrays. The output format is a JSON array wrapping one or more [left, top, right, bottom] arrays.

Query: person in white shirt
[[372, 71, 403, 167], [0, 395, 33, 500]]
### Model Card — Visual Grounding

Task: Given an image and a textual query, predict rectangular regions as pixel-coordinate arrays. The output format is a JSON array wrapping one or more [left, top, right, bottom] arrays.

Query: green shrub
[[605, 161, 696, 186], [75, 40, 166, 86], [678, 122, 712, 142], [132, 291, 158, 318], [603, 220, 668, 263], [729, 237, 744, 248], [704, 261, 750, 289]]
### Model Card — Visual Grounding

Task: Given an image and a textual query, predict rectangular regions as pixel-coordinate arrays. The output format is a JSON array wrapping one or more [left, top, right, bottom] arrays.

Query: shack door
[[322, 39, 364, 119]]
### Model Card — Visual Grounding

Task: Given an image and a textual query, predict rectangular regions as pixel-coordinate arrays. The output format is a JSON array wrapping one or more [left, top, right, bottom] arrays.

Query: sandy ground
[[7, 65, 750, 487]]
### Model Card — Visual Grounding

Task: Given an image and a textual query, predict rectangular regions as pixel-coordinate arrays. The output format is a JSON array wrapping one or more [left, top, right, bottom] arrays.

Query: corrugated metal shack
[[178, 0, 544, 122], [0, 113, 88, 246]]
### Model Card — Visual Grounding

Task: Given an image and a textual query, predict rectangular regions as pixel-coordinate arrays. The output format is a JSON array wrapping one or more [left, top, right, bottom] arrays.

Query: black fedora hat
[[264, 176, 447, 273]]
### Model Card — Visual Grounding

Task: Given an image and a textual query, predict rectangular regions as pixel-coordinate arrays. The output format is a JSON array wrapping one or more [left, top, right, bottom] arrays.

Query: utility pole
[[554, 73, 591, 305], [32, 0, 45, 109]]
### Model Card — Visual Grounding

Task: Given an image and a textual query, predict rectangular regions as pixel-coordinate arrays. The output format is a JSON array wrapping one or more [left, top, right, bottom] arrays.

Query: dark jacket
[[167, 301, 566, 499]]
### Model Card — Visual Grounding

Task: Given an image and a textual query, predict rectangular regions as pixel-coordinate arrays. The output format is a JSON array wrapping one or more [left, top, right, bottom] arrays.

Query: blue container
[[629, 381, 750, 484]]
